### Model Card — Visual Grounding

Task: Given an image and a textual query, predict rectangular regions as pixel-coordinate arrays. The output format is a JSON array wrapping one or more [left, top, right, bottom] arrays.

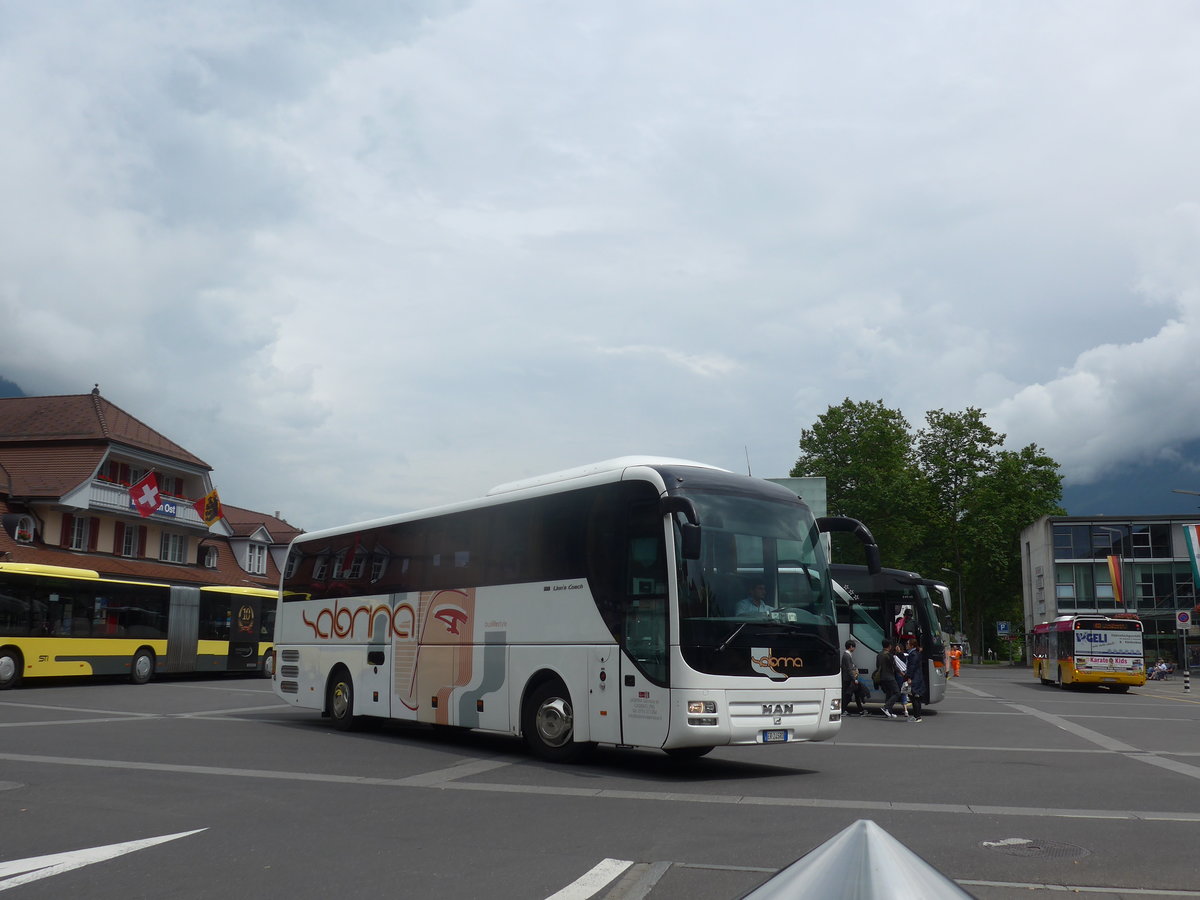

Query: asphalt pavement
[[1, 664, 1198, 899]]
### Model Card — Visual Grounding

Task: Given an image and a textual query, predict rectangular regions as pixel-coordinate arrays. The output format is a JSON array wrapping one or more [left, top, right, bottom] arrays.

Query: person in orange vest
[[949, 644, 963, 677]]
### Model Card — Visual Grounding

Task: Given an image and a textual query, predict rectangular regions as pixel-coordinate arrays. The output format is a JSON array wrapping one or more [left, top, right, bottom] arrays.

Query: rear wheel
[[522, 680, 590, 762], [327, 669, 359, 731], [0, 648, 22, 690], [130, 649, 155, 685]]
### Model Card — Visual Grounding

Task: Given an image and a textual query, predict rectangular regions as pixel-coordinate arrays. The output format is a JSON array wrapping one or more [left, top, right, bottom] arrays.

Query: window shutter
[[60, 514, 74, 547], [87, 517, 100, 551], [114, 521, 126, 555], [136, 526, 147, 557]]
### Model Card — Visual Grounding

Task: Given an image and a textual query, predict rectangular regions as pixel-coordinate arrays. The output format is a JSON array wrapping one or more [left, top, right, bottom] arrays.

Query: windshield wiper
[[717, 622, 747, 653]]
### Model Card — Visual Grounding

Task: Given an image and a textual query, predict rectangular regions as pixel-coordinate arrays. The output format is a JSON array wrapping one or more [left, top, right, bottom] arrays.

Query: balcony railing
[[89, 480, 207, 529]]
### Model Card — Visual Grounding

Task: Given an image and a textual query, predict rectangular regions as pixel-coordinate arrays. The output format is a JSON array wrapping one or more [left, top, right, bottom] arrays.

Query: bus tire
[[522, 679, 589, 762], [262, 650, 276, 679], [130, 649, 155, 685], [665, 746, 713, 760], [0, 648, 22, 690], [327, 669, 359, 732]]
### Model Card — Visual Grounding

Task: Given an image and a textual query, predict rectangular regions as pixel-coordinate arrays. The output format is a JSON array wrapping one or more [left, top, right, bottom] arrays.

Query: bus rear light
[[688, 700, 717, 714]]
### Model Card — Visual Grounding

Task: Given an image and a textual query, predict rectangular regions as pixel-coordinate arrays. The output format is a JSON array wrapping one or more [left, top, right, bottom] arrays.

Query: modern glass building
[[1020, 515, 1199, 668]]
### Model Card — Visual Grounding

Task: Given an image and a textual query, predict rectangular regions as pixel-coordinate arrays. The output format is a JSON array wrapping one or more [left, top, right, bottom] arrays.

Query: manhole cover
[[981, 838, 1090, 860]]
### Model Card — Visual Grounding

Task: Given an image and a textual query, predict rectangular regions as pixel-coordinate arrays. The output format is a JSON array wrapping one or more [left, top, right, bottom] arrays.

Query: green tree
[[791, 399, 930, 565], [794, 401, 1064, 661]]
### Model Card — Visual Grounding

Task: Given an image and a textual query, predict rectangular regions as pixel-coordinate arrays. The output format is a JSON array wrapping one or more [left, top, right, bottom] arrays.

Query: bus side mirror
[[679, 523, 701, 560], [661, 496, 702, 560], [816, 516, 882, 575]]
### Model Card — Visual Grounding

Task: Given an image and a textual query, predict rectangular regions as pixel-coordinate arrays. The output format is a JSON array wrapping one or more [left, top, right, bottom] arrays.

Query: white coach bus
[[272, 458, 878, 761]]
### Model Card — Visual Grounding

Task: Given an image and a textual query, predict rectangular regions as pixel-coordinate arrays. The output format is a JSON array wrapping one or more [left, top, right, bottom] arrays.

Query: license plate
[[763, 730, 788, 743]]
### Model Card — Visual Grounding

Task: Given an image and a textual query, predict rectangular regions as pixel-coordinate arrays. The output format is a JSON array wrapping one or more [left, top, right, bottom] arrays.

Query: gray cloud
[[4, 1, 1200, 529]]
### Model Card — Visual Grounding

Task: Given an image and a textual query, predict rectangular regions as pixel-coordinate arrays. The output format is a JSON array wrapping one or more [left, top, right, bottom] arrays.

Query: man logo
[[762, 703, 794, 715]]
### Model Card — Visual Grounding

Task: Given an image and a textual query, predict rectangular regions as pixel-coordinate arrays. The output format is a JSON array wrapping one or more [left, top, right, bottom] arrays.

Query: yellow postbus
[[1031, 615, 1146, 692], [0, 562, 275, 689]]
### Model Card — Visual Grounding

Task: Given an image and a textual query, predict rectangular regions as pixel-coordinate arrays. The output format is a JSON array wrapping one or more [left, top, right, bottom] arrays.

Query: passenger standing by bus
[[905, 636, 925, 723], [841, 639, 868, 716], [876, 639, 901, 718]]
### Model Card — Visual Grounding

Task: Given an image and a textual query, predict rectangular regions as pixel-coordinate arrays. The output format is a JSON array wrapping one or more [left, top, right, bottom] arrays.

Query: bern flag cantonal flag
[[193, 489, 224, 526], [129, 472, 161, 518]]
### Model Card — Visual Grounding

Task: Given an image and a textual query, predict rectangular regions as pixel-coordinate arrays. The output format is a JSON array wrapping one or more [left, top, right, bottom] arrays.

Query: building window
[[313, 554, 329, 582], [203, 546, 219, 569], [121, 525, 144, 558], [248, 543, 267, 575], [284, 550, 300, 580], [70, 517, 91, 551], [160, 533, 187, 563]]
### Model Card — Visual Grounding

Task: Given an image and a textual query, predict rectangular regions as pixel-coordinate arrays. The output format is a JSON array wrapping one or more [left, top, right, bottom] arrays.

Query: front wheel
[[327, 670, 360, 731], [262, 650, 276, 679], [130, 649, 155, 685], [522, 680, 590, 762], [665, 746, 713, 760], [0, 648, 22, 690]]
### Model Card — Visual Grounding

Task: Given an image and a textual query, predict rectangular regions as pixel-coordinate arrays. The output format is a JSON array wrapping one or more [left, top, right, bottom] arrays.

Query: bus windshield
[[675, 487, 838, 677]]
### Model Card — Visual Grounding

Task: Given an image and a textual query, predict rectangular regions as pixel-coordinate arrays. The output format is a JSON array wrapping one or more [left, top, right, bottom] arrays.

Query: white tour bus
[[833, 564, 950, 706], [272, 457, 878, 761]]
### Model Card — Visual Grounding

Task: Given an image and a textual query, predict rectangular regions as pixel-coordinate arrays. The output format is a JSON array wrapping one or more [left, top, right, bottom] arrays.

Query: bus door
[[356, 598, 393, 718], [618, 500, 671, 748], [620, 593, 670, 747], [226, 595, 262, 672], [165, 587, 200, 674]]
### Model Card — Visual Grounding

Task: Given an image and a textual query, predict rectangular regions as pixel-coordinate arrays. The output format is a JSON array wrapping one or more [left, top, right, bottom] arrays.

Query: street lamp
[[940, 567, 964, 639]]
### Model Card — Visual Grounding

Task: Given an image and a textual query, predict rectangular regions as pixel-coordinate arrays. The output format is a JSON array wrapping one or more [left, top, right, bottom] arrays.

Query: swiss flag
[[129, 472, 161, 518]]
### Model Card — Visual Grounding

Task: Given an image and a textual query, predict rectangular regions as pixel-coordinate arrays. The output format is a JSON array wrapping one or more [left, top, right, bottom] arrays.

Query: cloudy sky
[[4, 1, 1200, 531]]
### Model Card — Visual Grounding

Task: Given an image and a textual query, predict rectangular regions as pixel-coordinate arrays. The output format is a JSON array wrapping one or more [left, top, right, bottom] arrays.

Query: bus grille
[[280, 681, 299, 694]]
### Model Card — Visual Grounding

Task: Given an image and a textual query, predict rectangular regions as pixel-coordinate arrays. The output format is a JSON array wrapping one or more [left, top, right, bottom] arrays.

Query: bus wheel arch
[[130, 647, 155, 685], [0, 646, 23, 690], [521, 673, 591, 762], [326, 666, 359, 731]]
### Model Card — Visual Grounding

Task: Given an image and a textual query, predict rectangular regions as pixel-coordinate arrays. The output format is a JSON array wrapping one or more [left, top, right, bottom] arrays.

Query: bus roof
[[292, 457, 737, 547], [486, 456, 726, 496]]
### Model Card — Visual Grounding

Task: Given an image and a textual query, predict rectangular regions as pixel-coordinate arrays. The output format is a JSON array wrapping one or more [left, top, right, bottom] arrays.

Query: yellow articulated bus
[[0, 562, 275, 689], [1031, 615, 1146, 692]]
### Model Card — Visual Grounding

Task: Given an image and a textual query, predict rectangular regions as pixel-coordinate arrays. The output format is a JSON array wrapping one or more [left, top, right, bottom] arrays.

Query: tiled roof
[[222, 503, 304, 544], [0, 445, 107, 497], [0, 390, 209, 468]]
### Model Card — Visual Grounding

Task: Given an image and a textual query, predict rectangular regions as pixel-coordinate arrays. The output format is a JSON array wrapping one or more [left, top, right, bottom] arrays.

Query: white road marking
[[544, 858, 633, 900], [0, 829, 206, 892]]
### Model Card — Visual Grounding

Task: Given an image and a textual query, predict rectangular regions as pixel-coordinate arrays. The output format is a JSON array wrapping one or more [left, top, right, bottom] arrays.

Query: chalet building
[[0, 388, 301, 589]]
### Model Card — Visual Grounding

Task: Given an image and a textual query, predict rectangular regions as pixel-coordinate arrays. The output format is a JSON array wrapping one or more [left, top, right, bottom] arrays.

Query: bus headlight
[[830, 698, 842, 711], [687, 699, 718, 726]]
